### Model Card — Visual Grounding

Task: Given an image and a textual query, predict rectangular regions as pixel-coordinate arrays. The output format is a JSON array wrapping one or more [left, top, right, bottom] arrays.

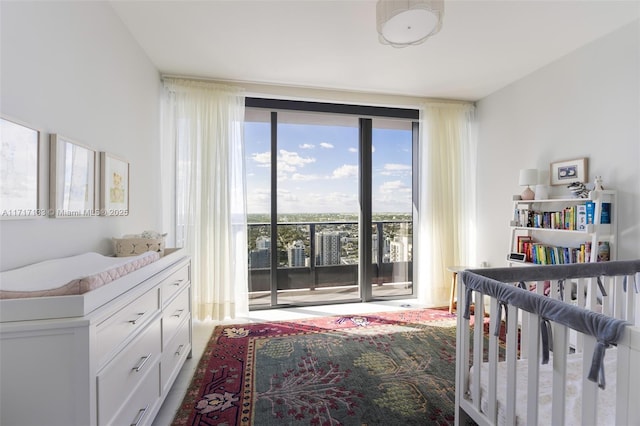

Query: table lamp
[[519, 168, 537, 200]]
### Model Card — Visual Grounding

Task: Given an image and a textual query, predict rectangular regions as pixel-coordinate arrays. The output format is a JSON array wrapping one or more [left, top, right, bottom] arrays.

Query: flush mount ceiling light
[[376, 0, 444, 48]]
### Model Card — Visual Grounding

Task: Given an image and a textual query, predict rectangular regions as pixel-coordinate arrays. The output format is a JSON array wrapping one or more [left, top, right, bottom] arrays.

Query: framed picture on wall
[[550, 158, 588, 186], [50, 134, 97, 218], [0, 117, 41, 219], [100, 152, 129, 216]]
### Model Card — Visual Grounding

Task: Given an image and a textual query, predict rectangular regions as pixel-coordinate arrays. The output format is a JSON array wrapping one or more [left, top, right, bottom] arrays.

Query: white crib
[[455, 260, 640, 426]]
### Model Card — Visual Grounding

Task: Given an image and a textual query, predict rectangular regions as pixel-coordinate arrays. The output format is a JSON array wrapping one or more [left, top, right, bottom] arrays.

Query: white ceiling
[[110, 0, 640, 101]]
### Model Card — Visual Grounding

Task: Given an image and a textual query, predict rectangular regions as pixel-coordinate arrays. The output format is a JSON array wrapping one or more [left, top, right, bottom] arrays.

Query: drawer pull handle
[[172, 309, 185, 318], [130, 405, 149, 426], [172, 279, 184, 286], [175, 344, 185, 356], [128, 313, 145, 325], [132, 354, 152, 372]]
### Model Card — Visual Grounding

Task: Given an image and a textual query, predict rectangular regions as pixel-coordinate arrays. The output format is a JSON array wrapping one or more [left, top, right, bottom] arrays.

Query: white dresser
[[0, 249, 192, 426]]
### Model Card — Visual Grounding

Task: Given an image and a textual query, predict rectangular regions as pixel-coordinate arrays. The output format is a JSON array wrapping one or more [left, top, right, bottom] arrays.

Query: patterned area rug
[[172, 308, 460, 426]]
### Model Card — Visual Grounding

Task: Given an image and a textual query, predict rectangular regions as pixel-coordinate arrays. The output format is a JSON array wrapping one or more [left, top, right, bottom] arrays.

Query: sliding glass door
[[245, 99, 417, 309], [371, 118, 413, 298]]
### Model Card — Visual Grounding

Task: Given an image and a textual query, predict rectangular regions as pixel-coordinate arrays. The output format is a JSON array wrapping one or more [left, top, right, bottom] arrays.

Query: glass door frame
[[246, 98, 419, 309]]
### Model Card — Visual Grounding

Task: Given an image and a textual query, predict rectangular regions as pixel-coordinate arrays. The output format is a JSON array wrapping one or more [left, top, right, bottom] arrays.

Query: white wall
[[0, 2, 162, 270], [476, 20, 640, 266]]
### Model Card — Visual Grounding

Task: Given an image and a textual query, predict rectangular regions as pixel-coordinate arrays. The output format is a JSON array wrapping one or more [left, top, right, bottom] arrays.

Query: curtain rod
[[160, 73, 475, 109]]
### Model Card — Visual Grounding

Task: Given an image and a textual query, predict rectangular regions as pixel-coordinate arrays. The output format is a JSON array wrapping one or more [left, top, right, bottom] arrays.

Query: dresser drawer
[[161, 262, 190, 307], [97, 318, 161, 425], [96, 288, 160, 367], [161, 316, 191, 393], [162, 285, 190, 348], [104, 362, 160, 426]]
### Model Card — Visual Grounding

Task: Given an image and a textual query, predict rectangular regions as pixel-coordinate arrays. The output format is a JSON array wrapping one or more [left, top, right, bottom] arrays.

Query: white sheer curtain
[[416, 102, 477, 307], [162, 78, 248, 321]]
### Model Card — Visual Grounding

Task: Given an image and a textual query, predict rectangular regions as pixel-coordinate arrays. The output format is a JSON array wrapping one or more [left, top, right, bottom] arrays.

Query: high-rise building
[[372, 233, 378, 263], [287, 240, 306, 267], [256, 236, 270, 250], [315, 231, 341, 266], [389, 235, 412, 262], [372, 232, 392, 263], [249, 236, 271, 269]]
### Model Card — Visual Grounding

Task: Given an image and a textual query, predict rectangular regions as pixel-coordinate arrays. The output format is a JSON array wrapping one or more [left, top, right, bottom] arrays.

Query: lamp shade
[[518, 169, 538, 187], [376, 0, 444, 47]]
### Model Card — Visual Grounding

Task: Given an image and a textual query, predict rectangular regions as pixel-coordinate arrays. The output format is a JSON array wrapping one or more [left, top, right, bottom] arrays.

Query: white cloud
[[384, 163, 411, 172], [279, 149, 315, 169], [379, 180, 411, 194], [249, 189, 270, 202], [251, 151, 271, 164], [320, 142, 334, 149], [277, 188, 298, 202], [348, 147, 358, 153], [299, 143, 314, 149], [374, 180, 412, 212], [278, 191, 358, 214], [278, 149, 316, 172], [331, 164, 358, 179], [380, 163, 411, 176], [292, 173, 321, 181], [247, 189, 270, 213], [278, 163, 296, 173]]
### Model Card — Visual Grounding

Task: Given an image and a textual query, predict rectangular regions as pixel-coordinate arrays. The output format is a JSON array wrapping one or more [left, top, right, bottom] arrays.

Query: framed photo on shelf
[[0, 117, 41, 219], [50, 134, 96, 218], [100, 152, 129, 216], [550, 157, 588, 186]]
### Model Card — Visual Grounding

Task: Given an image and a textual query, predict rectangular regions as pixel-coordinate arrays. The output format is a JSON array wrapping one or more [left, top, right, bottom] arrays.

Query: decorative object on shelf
[[568, 182, 589, 198], [550, 157, 588, 186], [376, 0, 444, 48], [50, 134, 96, 218], [518, 168, 538, 200], [0, 117, 40, 219], [593, 175, 604, 191], [534, 184, 549, 200], [100, 152, 129, 216]]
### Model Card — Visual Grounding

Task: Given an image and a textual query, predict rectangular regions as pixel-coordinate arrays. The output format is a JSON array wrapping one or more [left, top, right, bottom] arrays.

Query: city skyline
[[244, 118, 413, 215]]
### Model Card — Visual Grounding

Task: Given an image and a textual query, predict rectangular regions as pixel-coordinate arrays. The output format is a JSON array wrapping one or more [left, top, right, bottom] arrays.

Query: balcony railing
[[247, 220, 413, 300]]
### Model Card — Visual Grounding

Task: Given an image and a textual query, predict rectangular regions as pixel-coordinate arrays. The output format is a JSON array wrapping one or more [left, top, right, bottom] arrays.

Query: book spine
[[576, 204, 587, 231], [601, 202, 611, 224], [586, 201, 595, 224]]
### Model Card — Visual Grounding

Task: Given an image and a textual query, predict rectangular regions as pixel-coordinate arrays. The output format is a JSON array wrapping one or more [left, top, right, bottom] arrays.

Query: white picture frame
[[100, 152, 129, 216], [0, 117, 41, 219], [50, 134, 97, 218]]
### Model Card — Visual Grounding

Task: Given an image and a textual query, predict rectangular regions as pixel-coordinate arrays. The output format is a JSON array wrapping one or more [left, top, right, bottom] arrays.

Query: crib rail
[[455, 259, 640, 426]]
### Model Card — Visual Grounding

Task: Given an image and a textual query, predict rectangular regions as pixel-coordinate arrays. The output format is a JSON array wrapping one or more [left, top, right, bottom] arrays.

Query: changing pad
[[0, 251, 160, 299]]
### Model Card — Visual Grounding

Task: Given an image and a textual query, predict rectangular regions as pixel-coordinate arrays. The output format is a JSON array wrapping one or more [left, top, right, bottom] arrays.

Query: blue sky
[[244, 120, 412, 214]]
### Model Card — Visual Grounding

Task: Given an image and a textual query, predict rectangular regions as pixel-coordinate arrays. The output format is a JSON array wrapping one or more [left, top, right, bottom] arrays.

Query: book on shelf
[[601, 202, 611, 224], [598, 241, 610, 261], [576, 204, 587, 231], [583, 241, 592, 263], [586, 201, 595, 224], [514, 200, 609, 230], [585, 201, 611, 224], [517, 235, 532, 253], [518, 240, 602, 265]]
